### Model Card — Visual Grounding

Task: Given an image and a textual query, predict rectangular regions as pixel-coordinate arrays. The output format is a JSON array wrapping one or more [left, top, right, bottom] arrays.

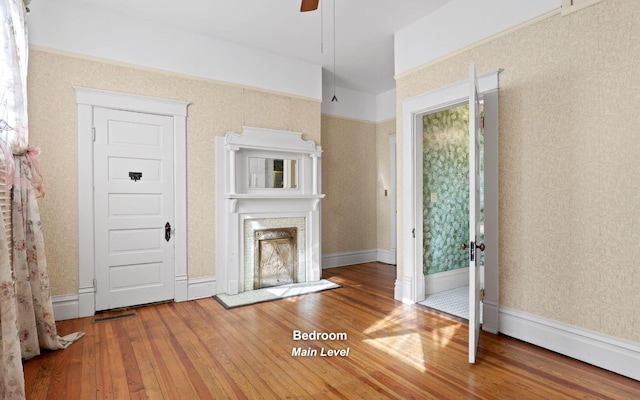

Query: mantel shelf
[[224, 194, 325, 200]]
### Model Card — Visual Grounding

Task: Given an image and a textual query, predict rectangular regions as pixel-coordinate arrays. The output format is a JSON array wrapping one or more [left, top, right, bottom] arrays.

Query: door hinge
[[93, 278, 97, 289], [92, 127, 96, 142], [480, 288, 485, 302], [480, 116, 485, 130], [412, 228, 415, 239]]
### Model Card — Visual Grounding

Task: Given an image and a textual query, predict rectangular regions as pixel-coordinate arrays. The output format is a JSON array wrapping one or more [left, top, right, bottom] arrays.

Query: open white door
[[468, 63, 483, 363]]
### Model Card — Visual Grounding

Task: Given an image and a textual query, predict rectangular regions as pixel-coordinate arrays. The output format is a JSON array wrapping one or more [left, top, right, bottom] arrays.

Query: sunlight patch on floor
[[363, 333, 427, 372], [430, 324, 459, 348]]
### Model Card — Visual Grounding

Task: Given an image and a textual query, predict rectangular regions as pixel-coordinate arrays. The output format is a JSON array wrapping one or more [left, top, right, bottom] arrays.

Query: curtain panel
[[1, 1, 84, 399]]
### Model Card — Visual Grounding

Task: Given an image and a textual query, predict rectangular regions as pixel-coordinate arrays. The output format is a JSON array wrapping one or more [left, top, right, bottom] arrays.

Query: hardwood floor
[[24, 263, 639, 399]]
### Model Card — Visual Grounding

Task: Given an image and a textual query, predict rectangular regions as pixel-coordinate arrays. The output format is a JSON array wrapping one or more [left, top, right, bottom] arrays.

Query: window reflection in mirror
[[249, 158, 297, 189]]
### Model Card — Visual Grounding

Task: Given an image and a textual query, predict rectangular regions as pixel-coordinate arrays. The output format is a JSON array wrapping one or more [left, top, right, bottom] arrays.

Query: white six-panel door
[[93, 107, 175, 311]]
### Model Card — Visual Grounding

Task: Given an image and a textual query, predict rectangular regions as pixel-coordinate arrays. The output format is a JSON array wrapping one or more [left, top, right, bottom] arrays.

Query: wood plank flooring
[[24, 263, 640, 399]]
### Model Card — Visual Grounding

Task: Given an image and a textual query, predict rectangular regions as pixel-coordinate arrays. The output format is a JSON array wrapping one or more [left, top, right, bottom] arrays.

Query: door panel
[[94, 107, 175, 311], [468, 63, 482, 364]]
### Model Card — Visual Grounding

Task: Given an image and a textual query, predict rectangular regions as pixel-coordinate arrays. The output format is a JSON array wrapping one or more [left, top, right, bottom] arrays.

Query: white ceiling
[[72, 0, 453, 95]]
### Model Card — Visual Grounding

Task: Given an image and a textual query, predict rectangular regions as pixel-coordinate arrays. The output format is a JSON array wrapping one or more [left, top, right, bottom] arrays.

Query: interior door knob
[[461, 243, 468, 250], [477, 242, 485, 252], [165, 222, 171, 242]]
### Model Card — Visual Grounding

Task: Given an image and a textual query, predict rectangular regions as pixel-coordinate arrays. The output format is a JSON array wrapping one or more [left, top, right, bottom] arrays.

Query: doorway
[[75, 87, 189, 317], [418, 102, 482, 320], [399, 69, 500, 334]]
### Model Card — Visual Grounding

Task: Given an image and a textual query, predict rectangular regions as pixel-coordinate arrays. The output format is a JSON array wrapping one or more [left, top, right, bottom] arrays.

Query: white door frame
[[389, 134, 397, 265], [75, 87, 189, 317], [399, 69, 500, 333]]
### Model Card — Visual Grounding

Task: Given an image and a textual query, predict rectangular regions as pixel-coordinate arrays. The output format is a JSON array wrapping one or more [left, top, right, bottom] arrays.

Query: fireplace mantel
[[215, 126, 324, 295]]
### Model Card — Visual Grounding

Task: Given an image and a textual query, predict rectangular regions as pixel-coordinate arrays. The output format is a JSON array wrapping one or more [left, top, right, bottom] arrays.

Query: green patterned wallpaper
[[423, 105, 484, 275]]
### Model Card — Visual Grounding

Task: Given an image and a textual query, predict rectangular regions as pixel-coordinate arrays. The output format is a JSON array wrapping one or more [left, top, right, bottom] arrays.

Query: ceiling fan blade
[[300, 0, 319, 12]]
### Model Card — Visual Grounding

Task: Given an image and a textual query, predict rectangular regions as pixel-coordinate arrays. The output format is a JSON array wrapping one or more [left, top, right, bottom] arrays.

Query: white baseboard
[[499, 306, 640, 381], [425, 267, 468, 295], [482, 298, 499, 334], [188, 275, 217, 300], [377, 249, 397, 265], [53, 275, 217, 321], [53, 294, 80, 321], [424, 266, 486, 296], [322, 249, 378, 269], [322, 248, 397, 269]]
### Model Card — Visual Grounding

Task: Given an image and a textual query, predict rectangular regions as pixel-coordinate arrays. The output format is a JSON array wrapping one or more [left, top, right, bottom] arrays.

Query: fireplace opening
[[254, 227, 297, 289]]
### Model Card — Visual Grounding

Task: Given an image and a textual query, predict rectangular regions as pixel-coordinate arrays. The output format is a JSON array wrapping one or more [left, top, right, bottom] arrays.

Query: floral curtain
[[12, 153, 84, 358], [1, 1, 83, 399], [0, 206, 22, 400]]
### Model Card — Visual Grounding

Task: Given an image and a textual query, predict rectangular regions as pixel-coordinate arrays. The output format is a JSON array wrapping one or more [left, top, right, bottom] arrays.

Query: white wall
[[28, 0, 322, 100], [394, 0, 559, 76], [376, 89, 396, 122], [321, 85, 395, 122]]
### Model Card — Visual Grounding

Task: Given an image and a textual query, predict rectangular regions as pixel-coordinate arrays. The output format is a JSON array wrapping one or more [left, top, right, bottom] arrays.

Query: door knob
[[165, 222, 171, 242], [461, 242, 485, 251]]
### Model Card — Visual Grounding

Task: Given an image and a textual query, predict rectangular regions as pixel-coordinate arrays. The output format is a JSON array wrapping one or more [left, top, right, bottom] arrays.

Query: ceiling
[[72, 0, 453, 95]]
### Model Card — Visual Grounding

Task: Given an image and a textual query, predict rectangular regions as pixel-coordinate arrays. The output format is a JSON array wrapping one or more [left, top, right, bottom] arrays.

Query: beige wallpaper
[[27, 48, 320, 296], [376, 119, 395, 251], [321, 115, 377, 254], [396, 0, 640, 342]]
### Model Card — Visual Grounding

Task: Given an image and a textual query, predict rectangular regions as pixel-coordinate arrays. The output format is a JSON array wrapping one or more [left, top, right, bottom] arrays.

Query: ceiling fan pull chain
[[332, 0, 338, 102]]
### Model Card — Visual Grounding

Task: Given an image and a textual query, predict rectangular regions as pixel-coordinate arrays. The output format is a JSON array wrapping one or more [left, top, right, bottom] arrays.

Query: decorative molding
[[377, 249, 396, 265], [188, 276, 217, 300], [216, 127, 324, 295], [175, 275, 189, 302], [394, 279, 402, 301], [75, 87, 189, 316], [322, 249, 378, 269], [425, 268, 469, 295], [224, 126, 321, 155], [424, 266, 486, 296], [52, 294, 80, 321], [400, 70, 500, 323], [482, 298, 499, 334], [561, 0, 603, 16], [399, 276, 414, 304], [74, 86, 188, 116], [322, 248, 397, 269], [78, 284, 95, 318], [499, 307, 640, 381]]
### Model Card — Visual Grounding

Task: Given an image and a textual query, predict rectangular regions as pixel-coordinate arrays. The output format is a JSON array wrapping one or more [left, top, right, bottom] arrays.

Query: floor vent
[[92, 312, 138, 323]]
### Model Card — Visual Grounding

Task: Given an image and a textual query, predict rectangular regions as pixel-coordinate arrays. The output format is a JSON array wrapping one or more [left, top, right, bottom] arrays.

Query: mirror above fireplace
[[248, 157, 297, 189]]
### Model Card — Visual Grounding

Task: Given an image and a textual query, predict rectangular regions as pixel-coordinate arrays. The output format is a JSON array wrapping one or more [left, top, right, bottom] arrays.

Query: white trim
[[561, 0, 603, 16], [425, 268, 469, 295], [54, 275, 216, 319], [482, 298, 499, 334], [394, 4, 558, 79], [377, 249, 396, 265], [400, 70, 500, 310], [388, 134, 397, 265], [499, 307, 640, 381], [52, 294, 80, 321], [188, 276, 217, 300], [215, 128, 324, 295], [75, 87, 189, 317], [322, 250, 378, 269]]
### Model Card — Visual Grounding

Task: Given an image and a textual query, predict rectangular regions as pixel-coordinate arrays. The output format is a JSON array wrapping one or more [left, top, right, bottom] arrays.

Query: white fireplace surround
[[215, 126, 324, 295]]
